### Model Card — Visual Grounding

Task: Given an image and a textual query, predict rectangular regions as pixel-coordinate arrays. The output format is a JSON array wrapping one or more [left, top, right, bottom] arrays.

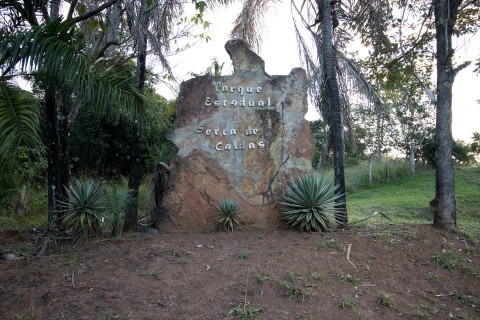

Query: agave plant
[[60, 180, 134, 241], [60, 180, 107, 242], [217, 198, 240, 232], [279, 172, 343, 232]]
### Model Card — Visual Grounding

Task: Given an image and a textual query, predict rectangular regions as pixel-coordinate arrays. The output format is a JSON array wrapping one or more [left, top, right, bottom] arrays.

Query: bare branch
[[453, 61, 471, 78], [71, 0, 118, 24], [67, 0, 78, 21]]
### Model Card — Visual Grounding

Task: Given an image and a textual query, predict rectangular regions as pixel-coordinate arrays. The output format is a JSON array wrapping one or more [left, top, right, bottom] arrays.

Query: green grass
[[254, 274, 271, 284], [315, 239, 342, 251], [227, 300, 262, 319], [376, 293, 395, 309], [429, 251, 465, 271], [424, 272, 441, 283], [337, 298, 358, 310], [333, 272, 360, 284], [236, 252, 251, 259], [347, 166, 480, 241], [447, 290, 479, 305]]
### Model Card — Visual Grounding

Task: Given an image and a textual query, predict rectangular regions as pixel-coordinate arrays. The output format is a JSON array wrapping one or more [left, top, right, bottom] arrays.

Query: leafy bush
[[217, 198, 240, 231], [60, 180, 133, 242], [279, 171, 342, 232], [0, 174, 18, 208]]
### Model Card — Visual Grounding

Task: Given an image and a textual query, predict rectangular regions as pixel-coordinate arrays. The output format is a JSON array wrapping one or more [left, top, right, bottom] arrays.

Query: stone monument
[[160, 39, 314, 231]]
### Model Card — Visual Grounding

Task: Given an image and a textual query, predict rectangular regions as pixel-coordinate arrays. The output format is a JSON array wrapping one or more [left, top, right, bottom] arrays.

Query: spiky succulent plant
[[279, 172, 343, 232], [217, 198, 240, 231]]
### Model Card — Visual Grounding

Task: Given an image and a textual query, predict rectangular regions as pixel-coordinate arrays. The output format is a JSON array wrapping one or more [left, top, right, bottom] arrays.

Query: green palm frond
[[0, 80, 42, 157], [230, 0, 278, 51], [104, 185, 134, 236], [279, 172, 343, 232], [1, 19, 147, 114]]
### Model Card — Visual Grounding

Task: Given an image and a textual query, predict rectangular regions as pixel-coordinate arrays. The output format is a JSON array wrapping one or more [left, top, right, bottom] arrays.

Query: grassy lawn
[[347, 165, 480, 241]]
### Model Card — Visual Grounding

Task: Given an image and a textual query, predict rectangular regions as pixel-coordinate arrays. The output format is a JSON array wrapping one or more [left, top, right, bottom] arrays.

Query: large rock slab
[[160, 39, 314, 231]]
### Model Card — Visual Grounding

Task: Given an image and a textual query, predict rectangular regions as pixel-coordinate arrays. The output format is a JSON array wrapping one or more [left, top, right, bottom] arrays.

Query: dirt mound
[[1, 224, 479, 319]]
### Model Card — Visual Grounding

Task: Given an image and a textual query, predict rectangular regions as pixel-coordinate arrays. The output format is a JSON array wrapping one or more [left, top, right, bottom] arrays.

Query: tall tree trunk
[[321, 0, 347, 227], [409, 143, 415, 176], [376, 113, 384, 163], [57, 94, 70, 205], [125, 0, 149, 231], [45, 86, 61, 224], [432, 0, 462, 232], [368, 152, 374, 185], [45, 0, 63, 226]]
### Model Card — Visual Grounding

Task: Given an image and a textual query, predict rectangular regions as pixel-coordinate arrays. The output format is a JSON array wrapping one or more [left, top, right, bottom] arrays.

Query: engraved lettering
[[204, 97, 211, 107]]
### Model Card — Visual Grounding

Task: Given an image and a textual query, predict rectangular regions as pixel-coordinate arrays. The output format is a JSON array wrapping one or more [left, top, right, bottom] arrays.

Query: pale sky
[[156, 2, 480, 143]]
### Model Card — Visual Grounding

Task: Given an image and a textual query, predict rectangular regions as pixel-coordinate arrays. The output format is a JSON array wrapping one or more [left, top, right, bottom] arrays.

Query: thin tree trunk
[[385, 159, 390, 180], [45, 0, 62, 225], [46, 86, 61, 224], [409, 143, 415, 176], [125, 0, 150, 231], [376, 113, 384, 163], [353, 171, 358, 192], [14, 185, 27, 215], [321, 0, 347, 227], [433, 0, 461, 232], [369, 153, 374, 185], [57, 94, 70, 204]]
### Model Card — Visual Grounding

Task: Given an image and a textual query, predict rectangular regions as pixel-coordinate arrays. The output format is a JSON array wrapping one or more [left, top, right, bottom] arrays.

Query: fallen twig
[[346, 243, 356, 269], [352, 211, 392, 224]]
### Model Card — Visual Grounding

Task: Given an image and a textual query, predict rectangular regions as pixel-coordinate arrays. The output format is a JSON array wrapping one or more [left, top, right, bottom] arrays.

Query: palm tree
[[0, 0, 145, 224]]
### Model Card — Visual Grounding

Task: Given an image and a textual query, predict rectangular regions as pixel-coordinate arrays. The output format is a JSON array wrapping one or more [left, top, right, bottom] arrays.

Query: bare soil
[[1, 224, 480, 320]]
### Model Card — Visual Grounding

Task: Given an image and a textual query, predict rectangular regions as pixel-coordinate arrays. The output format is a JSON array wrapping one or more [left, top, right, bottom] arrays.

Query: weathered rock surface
[[160, 39, 314, 231]]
